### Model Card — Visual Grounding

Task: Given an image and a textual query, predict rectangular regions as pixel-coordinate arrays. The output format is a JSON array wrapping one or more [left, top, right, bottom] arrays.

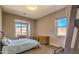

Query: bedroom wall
[[2, 12, 36, 39], [36, 7, 67, 48], [0, 6, 2, 31], [36, 5, 79, 48]]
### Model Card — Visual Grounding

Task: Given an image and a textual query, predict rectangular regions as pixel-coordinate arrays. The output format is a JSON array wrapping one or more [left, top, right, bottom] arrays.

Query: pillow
[[2, 38, 9, 45], [2, 38, 12, 46], [7, 39, 12, 44]]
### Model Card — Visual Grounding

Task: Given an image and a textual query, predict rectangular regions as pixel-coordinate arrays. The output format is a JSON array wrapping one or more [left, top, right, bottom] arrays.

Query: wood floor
[[22, 45, 57, 54]]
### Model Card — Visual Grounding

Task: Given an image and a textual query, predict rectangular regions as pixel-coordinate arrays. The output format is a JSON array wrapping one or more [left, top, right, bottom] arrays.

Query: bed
[[2, 38, 40, 54]]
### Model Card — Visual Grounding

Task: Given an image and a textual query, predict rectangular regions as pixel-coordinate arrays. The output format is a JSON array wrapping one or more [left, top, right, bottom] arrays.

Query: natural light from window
[[56, 17, 67, 36], [15, 20, 30, 37]]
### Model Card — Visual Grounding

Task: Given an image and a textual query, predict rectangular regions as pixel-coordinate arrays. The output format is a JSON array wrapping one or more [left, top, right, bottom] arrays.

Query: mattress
[[2, 38, 39, 54]]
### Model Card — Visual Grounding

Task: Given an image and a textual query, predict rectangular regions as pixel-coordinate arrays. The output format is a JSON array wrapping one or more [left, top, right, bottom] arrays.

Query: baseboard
[[49, 43, 61, 47]]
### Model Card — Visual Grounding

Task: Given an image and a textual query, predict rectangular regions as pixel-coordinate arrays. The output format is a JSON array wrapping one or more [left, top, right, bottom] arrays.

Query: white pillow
[[2, 38, 9, 45], [2, 38, 12, 45], [7, 39, 12, 44]]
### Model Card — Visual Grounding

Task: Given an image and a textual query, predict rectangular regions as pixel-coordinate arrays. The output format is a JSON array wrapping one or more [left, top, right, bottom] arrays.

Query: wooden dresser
[[36, 36, 49, 45]]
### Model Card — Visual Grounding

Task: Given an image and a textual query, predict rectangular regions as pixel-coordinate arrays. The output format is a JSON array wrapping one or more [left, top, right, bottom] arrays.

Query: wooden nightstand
[[36, 36, 49, 45]]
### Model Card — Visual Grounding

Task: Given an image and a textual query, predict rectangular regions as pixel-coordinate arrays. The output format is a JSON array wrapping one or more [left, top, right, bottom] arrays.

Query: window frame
[[15, 20, 31, 37], [55, 17, 67, 36]]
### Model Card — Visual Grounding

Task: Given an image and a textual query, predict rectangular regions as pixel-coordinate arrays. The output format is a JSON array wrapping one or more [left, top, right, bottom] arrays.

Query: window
[[15, 20, 30, 37], [56, 17, 67, 36]]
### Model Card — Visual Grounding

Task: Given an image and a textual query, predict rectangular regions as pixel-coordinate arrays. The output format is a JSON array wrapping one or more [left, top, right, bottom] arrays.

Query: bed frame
[[0, 31, 4, 40], [0, 31, 5, 54], [0, 31, 4, 53]]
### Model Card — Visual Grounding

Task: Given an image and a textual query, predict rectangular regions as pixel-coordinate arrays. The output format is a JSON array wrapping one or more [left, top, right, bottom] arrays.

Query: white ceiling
[[2, 5, 66, 19]]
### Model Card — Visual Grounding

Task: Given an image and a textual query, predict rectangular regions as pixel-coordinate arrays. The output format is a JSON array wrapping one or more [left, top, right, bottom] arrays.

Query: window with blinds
[[15, 20, 30, 37]]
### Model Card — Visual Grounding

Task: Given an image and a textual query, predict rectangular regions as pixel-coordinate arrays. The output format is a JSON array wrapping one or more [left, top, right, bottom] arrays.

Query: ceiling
[[2, 5, 66, 19]]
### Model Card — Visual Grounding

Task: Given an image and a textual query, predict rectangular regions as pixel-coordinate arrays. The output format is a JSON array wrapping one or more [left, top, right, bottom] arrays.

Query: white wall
[[36, 7, 67, 48], [0, 7, 2, 31]]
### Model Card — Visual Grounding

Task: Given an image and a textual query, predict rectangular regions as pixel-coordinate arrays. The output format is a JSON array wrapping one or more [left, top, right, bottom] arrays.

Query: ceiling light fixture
[[27, 5, 38, 11]]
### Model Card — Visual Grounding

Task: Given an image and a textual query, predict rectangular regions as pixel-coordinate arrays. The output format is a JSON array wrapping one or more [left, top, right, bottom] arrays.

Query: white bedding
[[2, 38, 39, 54]]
